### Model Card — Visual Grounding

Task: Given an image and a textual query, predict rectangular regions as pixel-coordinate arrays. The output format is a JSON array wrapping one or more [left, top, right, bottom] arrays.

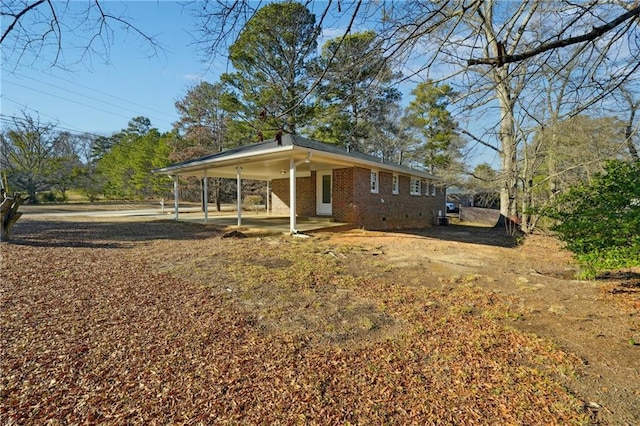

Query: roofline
[[292, 145, 438, 180], [154, 144, 294, 174], [154, 135, 440, 181]]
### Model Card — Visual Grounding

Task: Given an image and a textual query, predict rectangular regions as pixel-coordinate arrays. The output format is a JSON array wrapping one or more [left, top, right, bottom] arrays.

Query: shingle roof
[[155, 133, 438, 180]]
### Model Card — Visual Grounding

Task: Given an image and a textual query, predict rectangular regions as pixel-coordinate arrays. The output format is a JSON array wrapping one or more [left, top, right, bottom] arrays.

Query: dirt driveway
[[324, 225, 640, 424]]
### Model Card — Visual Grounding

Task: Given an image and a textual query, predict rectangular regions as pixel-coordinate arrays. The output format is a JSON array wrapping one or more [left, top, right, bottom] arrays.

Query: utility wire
[[5, 78, 173, 127], [35, 72, 177, 121], [2, 96, 89, 133]]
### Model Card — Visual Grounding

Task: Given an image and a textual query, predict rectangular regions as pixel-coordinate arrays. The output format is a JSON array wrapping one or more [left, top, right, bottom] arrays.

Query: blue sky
[[1, 1, 499, 167], [2, 1, 369, 138], [2, 2, 231, 136]]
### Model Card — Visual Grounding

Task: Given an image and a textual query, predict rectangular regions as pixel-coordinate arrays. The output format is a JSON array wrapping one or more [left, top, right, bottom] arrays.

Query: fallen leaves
[[1, 219, 590, 424]]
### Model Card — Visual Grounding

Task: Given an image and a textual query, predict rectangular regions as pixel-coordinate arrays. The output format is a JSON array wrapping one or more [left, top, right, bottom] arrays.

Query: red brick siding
[[346, 168, 445, 230], [270, 175, 314, 216], [332, 168, 356, 222], [270, 167, 446, 229]]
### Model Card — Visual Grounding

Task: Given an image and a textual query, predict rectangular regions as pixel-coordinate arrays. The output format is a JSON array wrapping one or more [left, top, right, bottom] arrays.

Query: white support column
[[236, 167, 242, 227], [203, 171, 208, 224], [289, 158, 296, 234], [266, 180, 270, 216], [173, 175, 179, 221]]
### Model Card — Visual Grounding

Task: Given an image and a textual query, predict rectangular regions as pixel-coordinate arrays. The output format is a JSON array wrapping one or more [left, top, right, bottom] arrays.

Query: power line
[[0, 114, 109, 139], [42, 72, 177, 121], [2, 96, 89, 134], [5, 78, 174, 128], [5, 79, 149, 124]]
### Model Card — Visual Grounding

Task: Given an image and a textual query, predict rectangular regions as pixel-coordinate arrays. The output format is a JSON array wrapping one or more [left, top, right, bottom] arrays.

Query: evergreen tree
[[310, 31, 401, 152], [222, 1, 320, 139], [405, 80, 461, 175]]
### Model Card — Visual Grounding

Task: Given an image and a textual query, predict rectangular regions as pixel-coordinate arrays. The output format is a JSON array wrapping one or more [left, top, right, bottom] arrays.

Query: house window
[[410, 178, 421, 195], [392, 174, 399, 194], [425, 182, 430, 196], [431, 183, 437, 196], [370, 171, 379, 193]]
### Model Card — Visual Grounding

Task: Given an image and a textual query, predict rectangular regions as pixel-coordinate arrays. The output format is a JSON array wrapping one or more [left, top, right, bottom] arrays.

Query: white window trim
[[410, 178, 421, 196], [370, 170, 379, 193], [392, 174, 399, 194]]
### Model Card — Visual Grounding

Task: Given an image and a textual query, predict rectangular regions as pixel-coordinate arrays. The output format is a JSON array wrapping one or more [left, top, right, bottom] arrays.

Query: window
[[370, 171, 379, 193], [410, 178, 421, 195], [392, 174, 399, 194], [425, 182, 430, 196], [431, 183, 437, 196]]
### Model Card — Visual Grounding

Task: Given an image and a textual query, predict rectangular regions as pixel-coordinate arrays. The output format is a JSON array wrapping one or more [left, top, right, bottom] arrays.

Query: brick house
[[154, 134, 446, 233]]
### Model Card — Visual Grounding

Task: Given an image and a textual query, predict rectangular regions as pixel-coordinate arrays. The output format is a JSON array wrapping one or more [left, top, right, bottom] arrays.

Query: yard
[[1, 211, 638, 424]]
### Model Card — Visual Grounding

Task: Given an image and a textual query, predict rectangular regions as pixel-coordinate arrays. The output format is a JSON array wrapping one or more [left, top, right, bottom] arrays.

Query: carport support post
[[266, 180, 270, 216], [203, 170, 208, 224], [236, 167, 242, 227], [289, 158, 296, 233], [173, 175, 179, 221]]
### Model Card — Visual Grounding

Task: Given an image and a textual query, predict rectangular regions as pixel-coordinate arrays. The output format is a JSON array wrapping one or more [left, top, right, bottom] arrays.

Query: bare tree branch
[[1, 0, 162, 69], [468, 5, 640, 66], [0, 0, 46, 45]]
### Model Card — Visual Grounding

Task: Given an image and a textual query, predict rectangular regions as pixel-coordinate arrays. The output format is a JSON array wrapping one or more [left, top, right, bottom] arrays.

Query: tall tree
[[172, 81, 237, 209], [222, 1, 320, 138], [96, 117, 170, 200], [405, 80, 461, 175], [310, 31, 401, 153], [384, 1, 640, 223]]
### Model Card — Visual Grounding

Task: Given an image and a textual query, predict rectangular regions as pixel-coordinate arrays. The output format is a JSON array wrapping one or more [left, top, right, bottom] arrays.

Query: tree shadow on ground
[[381, 223, 520, 248], [598, 270, 640, 289], [6, 219, 222, 249]]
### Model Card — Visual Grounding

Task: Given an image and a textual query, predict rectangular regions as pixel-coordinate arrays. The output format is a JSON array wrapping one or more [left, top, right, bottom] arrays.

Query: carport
[[154, 134, 357, 234]]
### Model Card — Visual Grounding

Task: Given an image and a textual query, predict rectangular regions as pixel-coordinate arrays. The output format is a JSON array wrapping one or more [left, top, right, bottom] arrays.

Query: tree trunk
[[495, 71, 518, 219], [1, 191, 29, 242]]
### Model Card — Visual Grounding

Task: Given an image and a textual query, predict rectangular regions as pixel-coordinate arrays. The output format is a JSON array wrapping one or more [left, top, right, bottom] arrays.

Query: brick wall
[[270, 167, 446, 229], [271, 175, 314, 216], [330, 167, 446, 229]]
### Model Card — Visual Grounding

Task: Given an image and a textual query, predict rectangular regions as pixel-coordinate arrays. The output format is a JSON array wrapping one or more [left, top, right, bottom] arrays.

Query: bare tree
[[381, 1, 640, 222], [1, 0, 160, 69], [189, 1, 640, 224], [618, 86, 640, 161]]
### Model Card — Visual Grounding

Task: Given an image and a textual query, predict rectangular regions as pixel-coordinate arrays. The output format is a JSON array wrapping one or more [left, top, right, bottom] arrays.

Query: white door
[[316, 170, 332, 215]]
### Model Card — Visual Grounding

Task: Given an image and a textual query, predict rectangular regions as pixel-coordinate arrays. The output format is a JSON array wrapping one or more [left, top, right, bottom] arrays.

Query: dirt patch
[[2, 214, 638, 424], [325, 225, 640, 424]]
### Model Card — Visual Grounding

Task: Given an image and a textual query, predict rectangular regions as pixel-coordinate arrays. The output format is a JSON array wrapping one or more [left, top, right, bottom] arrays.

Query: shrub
[[541, 160, 640, 278], [243, 194, 263, 213]]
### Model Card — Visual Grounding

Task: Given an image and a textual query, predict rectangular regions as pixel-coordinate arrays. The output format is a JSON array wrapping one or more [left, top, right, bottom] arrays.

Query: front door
[[316, 170, 332, 216]]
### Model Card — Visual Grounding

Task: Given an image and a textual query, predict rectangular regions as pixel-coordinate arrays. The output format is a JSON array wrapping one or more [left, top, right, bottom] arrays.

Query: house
[[154, 134, 446, 233]]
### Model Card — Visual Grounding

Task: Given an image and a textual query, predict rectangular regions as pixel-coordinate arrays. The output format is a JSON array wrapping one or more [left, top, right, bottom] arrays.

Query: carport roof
[[154, 134, 439, 181]]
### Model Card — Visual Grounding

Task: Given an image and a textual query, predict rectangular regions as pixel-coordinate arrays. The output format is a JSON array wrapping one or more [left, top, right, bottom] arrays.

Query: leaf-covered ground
[[1, 219, 593, 424]]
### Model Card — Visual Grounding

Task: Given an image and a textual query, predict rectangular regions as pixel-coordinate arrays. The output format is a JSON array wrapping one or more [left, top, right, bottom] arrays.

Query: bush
[[37, 191, 67, 203], [243, 194, 263, 213], [541, 160, 640, 278]]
